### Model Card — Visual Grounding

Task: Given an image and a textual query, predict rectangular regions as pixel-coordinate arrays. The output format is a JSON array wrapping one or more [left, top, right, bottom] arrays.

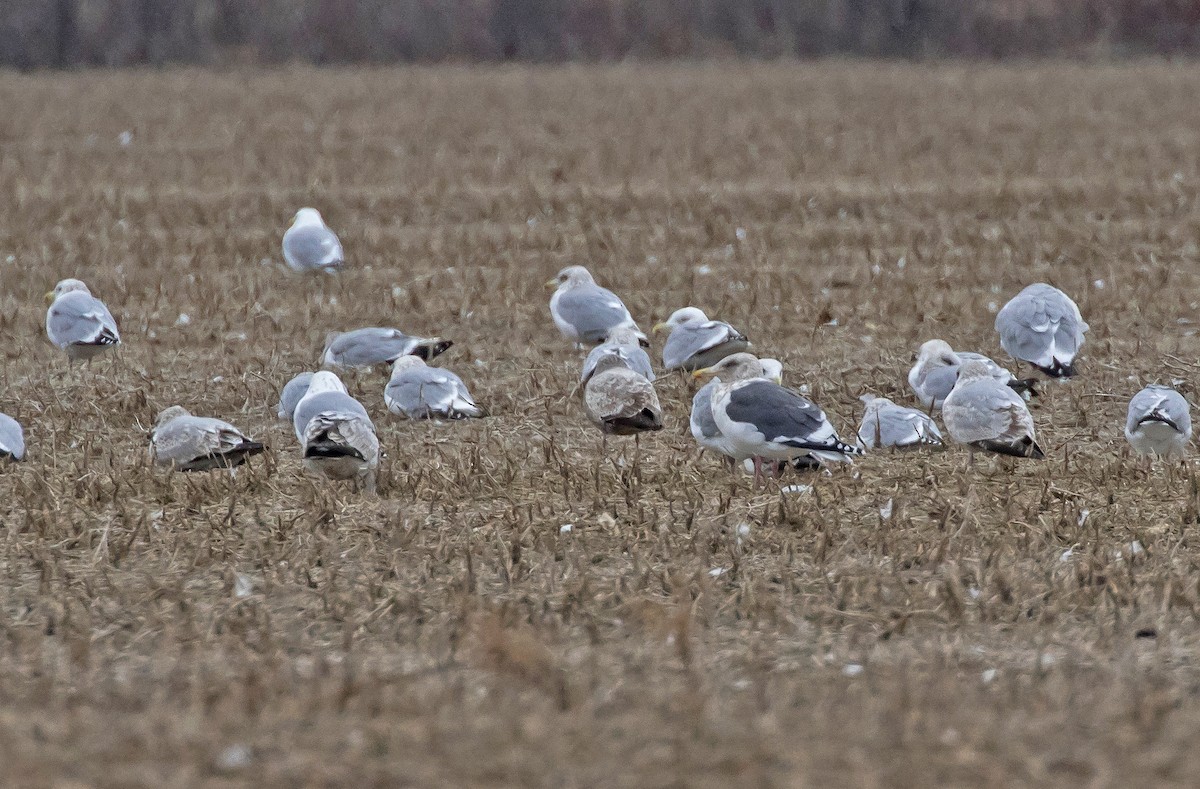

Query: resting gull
[[857, 395, 943, 450], [547, 266, 646, 346], [293, 371, 380, 493], [1125, 385, 1191, 459], [583, 355, 662, 436], [277, 372, 315, 422], [323, 328, 452, 370], [908, 339, 1035, 409], [0, 413, 25, 462], [150, 406, 266, 472], [385, 357, 485, 420], [654, 307, 749, 372], [45, 279, 120, 362], [942, 359, 1044, 459], [995, 283, 1088, 378], [283, 208, 344, 273], [581, 326, 654, 384]]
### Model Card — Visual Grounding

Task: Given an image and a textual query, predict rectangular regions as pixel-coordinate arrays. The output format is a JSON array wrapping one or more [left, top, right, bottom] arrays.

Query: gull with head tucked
[[293, 371, 380, 493], [283, 208, 344, 273], [942, 359, 1044, 460], [1125, 385, 1191, 460]]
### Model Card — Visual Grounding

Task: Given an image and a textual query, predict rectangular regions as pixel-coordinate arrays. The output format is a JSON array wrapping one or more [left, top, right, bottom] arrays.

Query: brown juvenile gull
[[653, 307, 749, 372], [293, 371, 380, 493], [547, 265, 646, 346], [583, 354, 663, 436], [150, 406, 266, 472], [942, 359, 1044, 459], [45, 279, 121, 362]]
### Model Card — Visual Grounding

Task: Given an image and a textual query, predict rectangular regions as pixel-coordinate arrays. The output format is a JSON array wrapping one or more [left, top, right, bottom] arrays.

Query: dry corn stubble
[[2, 62, 1200, 786]]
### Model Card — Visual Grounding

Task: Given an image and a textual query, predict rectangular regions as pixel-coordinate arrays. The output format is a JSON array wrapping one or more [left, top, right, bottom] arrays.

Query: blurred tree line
[[2, 0, 1198, 68]]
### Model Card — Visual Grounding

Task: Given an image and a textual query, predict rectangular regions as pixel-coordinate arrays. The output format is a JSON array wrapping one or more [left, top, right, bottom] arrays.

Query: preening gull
[[283, 208, 344, 273], [293, 371, 380, 493], [857, 395, 943, 450], [583, 355, 662, 435], [277, 372, 315, 421], [908, 339, 1034, 409], [1125, 385, 1191, 459], [547, 266, 646, 346], [150, 406, 266, 472], [0, 413, 25, 462], [385, 357, 485, 420], [45, 279, 120, 362], [995, 283, 1088, 378], [653, 307, 749, 372], [695, 353, 859, 483], [942, 359, 1044, 459], [581, 326, 654, 384], [323, 328, 453, 369]]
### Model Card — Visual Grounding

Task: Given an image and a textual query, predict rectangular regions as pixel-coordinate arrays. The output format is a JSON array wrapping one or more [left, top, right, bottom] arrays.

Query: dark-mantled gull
[[942, 359, 1044, 459], [322, 328, 453, 370], [283, 208, 344, 273], [547, 266, 646, 346], [857, 395, 943, 450], [0, 413, 25, 462], [653, 307, 749, 371], [694, 353, 859, 483], [150, 406, 266, 472], [277, 372, 315, 421], [385, 357, 485, 420], [293, 371, 380, 493], [581, 326, 654, 384], [583, 354, 662, 435], [1125, 385, 1191, 459], [908, 339, 1035, 409], [995, 283, 1088, 378], [45, 279, 120, 362]]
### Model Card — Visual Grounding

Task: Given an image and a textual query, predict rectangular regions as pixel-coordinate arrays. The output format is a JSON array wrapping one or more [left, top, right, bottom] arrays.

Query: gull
[[323, 328, 452, 370], [0, 413, 25, 462], [385, 357, 485, 420], [857, 395, 943, 450], [283, 208, 344, 273], [1125, 385, 1191, 459], [583, 355, 663, 436], [694, 353, 859, 484], [45, 279, 120, 363], [293, 371, 380, 493], [581, 326, 654, 384], [995, 283, 1088, 378], [277, 372, 315, 421], [654, 307, 749, 372], [909, 339, 1035, 409], [150, 406, 266, 472], [547, 266, 646, 346], [942, 359, 1044, 459]]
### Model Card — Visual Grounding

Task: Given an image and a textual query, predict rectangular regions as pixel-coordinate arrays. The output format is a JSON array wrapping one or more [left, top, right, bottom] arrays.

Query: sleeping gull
[[0, 413, 25, 462], [547, 266, 646, 346], [942, 359, 1044, 459], [694, 353, 859, 484], [45, 279, 120, 362], [654, 307, 749, 371], [385, 357, 485, 420], [323, 328, 452, 370], [293, 371, 380, 493], [283, 208, 344, 273], [583, 354, 663, 436], [909, 339, 1035, 409], [150, 406, 266, 472], [277, 372, 315, 421], [857, 395, 943, 450], [581, 326, 654, 384], [1125, 385, 1191, 459], [995, 283, 1088, 378]]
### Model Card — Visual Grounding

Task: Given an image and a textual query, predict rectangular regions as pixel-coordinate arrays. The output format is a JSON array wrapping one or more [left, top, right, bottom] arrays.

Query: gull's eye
[[941, 356, 955, 365]]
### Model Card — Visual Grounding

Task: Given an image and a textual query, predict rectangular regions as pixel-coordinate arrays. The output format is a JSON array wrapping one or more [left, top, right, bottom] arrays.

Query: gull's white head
[[390, 355, 426, 377], [915, 339, 960, 370], [654, 307, 708, 334], [153, 405, 191, 427], [759, 358, 784, 385], [306, 371, 348, 396], [548, 265, 595, 289], [51, 278, 92, 299], [955, 359, 995, 384], [292, 207, 325, 228], [693, 352, 768, 384]]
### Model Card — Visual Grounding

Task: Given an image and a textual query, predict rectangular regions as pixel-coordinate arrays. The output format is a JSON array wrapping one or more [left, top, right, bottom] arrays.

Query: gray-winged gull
[[909, 339, 1035, 409], [995, 283, 1088, 378], [283, 208, 344, 273], [1125, 385, 1191, 459], [150, 406, 266, 472], [547, 266, 646, 346], [45, 279, 121, 362], [581, 326, 654, 384], [385, 357, 485, 420], [654, 307, 749, 371], [942, 359, 1044, 459], [857, 395, 943, 450], [584, 354, 662, 435], [323, 328, 452, 369], [0, 413, 25, 462], [277, 372, 315, 421], [293, 371, 380, 492]]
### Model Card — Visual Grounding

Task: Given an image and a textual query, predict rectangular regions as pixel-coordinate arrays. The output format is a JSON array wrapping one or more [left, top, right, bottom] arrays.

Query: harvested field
[[4, 61, 1200, 786]]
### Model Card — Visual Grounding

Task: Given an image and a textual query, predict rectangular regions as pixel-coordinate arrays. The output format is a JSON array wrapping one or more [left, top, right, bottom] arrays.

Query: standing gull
[[995, 283, 1088, 378], [908, 339, 1034, 409], [277, 372, 315, 422], [857, 395, 943, 450], [283, 208, 344, 273], [581, 327, 654, 384], [547, 266, 646, 346], [385, 357, 485, 420], [691, 353, 774, 464], [694, 353, 859, 483], [150, 406, 266, 472], [654, 307, 749, 372], [323, 328, 452, 370], [45, 279, 121, 362], [583, 355, 663, 436], [942, 360, 1044, 459], [0, 413, 25, 462], [1125, 385, 1191, 459], [293, 371, 380, 492]]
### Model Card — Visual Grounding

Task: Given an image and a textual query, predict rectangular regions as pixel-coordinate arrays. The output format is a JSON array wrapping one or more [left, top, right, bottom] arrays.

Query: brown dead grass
[[3, 61, 1200, 787]]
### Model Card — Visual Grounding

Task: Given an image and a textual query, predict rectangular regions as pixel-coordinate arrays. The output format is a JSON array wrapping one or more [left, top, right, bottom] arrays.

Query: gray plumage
[[150, 406, 265, 472], [1125, 385, 1191, 459], [283, 208, 344, 273], [385, 357, 485, 420], [583, 355, 663, 435], [293, 371, 380, 492], [277, 372, 315, 421], [45, 279, 121, 362], [857, 395, 943, 450], [322, 328, 452, 369], [656, 307, 749, 371], [908, 339, 1031, 410], [942, 360, 1044, 459], [581, 326, 654, 384], [995, 283, 1088, 378], [0, 413, 25, 462], [690, 381, 725, 451], [548, 266, 645, 345]]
